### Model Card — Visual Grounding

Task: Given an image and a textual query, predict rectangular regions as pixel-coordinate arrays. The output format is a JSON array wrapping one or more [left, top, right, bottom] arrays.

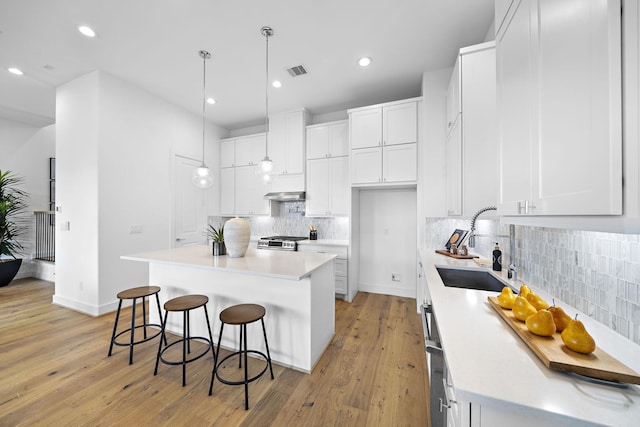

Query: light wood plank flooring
[[0, 278, 429, 426]]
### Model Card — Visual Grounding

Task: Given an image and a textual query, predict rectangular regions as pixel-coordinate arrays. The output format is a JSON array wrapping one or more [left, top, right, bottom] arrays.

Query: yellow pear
[[525, 309, 556, 337], [512, 296, 537, 321], [519, 284, 531, 298], [497, 286, 516, 309], [526, 291, 549, 311], [548, 303, 572, 332], [561, 315, 596, 354]]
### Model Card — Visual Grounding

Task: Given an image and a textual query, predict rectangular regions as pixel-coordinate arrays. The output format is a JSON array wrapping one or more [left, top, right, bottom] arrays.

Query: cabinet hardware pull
[[439, 398, 450, 412]]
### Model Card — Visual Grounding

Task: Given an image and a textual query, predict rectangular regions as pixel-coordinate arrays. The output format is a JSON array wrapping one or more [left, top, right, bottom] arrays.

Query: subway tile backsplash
[[425, 217, 640, 346]]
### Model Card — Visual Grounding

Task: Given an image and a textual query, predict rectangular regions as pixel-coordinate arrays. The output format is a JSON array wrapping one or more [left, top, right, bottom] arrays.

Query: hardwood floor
[[0, 278, 429, 426]]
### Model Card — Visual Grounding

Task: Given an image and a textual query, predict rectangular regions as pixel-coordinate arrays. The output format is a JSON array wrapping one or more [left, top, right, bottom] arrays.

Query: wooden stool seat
[[209, 303, 273, 410], [108, 285, 166, 365], [117, 285, 161, 300], [219, 303, 265, 325], [154, 294, 215, 387], [164, 294, 208, 312]]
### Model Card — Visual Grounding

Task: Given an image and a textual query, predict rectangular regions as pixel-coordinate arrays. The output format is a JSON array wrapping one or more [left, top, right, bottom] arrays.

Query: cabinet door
[[383, 143, 416, 183], [350, 108, 382, 149], [306, 158, 330, 215], [234, 166, 253, 215], [329, 156, 349, 215], [251, 169, 272, 215], [335, 275, 347, 295], [497, 0, 534, 215], [351, 147, 382, 184], [284, 111, 305, 174], [446, 120, 462, 216], [306, 126, 329, 159], [461, 45, 498, 215], [328, 121, 349, 157], [235, 136, 253, 166], [383, 102, 417, 146], [248, 134, 267, 165], [220, 167, 235, 215], [220, 139, 235, 168], [446, 58, 461, 136], [533, 0, 622, 215]]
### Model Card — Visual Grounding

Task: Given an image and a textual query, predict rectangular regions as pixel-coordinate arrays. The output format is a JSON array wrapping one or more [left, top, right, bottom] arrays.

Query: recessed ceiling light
[[78, 25, 96, 37], [8, 67, 24, 75], [358, 57, 372, 67], [272, 80, 282, 88], [206, 97, 216, 105]]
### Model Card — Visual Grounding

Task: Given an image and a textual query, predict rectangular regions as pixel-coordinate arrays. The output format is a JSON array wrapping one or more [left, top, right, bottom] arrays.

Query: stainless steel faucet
[[466, 206, 498, 248], [463, 206, 518, 280]]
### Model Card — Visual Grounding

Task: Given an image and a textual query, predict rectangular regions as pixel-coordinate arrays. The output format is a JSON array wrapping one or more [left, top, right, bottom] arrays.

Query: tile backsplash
[[425, 217, 640, 346], [209, 201, 349, 241]]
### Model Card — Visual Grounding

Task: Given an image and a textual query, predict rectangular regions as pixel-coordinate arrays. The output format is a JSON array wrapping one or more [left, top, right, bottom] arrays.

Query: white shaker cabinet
[[234, 166, 272, 216], [234, 134, 266, 167], [220, 139, 235, 168], [497, 0, 622, 216], [446, 58, 461, 137], [306, 120, 349, 159], [220, 167, 235, 216], [269, 109, 308, 175], [446, 41, 497, 217], [349, 98, 420, 185], [306, 121, 350, 216], [306, 156, 349, 216]]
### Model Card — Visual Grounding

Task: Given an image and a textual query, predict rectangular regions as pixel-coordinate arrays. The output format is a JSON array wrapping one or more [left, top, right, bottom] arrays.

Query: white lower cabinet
[[297, 243, 348, 296]]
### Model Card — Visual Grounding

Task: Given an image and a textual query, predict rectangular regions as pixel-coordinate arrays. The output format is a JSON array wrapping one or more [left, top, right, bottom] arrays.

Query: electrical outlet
[[392, 273, 401, 282], [129, 225, 143, 234]]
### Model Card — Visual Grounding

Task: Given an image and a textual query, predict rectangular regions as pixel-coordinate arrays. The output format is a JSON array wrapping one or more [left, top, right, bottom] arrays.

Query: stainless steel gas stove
[[256, 235, 308, 251]]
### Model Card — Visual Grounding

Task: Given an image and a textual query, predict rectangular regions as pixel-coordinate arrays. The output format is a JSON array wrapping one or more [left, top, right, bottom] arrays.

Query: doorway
[[173, 155, 205, 247]]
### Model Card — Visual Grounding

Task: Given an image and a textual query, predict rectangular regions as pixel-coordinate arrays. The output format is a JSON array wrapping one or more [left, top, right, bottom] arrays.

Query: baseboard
[[33, 261, 55, 282], [358, 282, 416, 299], [52, 294, 121, 317]]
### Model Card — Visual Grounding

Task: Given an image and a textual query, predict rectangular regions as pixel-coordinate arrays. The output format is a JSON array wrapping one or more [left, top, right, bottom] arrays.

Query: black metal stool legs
[[108, 300, 124, 357], [261, 318, 274, 380]]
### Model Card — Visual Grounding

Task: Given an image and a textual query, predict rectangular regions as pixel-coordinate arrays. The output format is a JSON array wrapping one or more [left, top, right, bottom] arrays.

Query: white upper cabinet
[[446, 57, 461, 136], [234, 166, 272, 216], [497, 0, 622, 216], [269, 109, 308, 175], [220, 139, 235, 168], [349, 98, 420, 185], [234, 134, 266, 167], [446, 42, 498, 217], [495, 0, 516, 36], [306, 156, 349, 216], [219, 167, 235, 215], [306, 120, 349, 159]]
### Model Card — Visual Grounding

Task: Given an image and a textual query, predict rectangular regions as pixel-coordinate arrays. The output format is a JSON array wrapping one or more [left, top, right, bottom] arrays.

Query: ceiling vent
[[286, 65, 308, 77]]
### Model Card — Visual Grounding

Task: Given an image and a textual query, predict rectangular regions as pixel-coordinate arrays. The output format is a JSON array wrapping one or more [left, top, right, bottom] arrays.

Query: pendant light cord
[[202, 51, 207, 167], [264, 28, 270, 157]]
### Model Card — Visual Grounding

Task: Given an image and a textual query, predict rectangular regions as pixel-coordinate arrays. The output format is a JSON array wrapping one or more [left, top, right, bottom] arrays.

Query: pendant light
[[260, 26, 274, 175], [192, 49, 214, 188]]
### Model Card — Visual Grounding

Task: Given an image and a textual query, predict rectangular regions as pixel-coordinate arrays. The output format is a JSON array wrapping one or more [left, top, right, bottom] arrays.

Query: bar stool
[[209, 303, 274, 410], [154, 294, 215, 387], [108, 285, 166, 365]]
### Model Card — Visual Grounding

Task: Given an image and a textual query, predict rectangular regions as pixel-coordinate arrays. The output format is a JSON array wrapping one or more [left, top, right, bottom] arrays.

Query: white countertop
[[297, 239, 349, 247], [420, 249, 640, 427], [122, 246, 336, 280]]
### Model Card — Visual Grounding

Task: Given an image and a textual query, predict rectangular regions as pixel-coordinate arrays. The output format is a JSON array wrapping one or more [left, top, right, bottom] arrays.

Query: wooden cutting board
[[434, 249, 479, 259], [488, 296, 640, 385]]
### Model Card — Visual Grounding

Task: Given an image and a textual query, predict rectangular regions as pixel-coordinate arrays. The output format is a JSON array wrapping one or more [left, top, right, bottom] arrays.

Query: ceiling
[[0, 0, 495, 131]]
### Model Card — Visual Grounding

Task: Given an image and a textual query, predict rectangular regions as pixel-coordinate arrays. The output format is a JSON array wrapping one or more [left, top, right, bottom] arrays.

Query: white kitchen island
[[122, 246, 336, 373]]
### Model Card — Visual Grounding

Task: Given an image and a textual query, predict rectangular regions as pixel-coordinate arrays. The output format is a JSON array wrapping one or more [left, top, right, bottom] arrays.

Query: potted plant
[[207, 223, 226, 256], [0, 170, 28, 287]]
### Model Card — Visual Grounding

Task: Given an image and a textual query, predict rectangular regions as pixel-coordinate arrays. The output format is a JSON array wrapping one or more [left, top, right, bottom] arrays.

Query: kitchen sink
[[436, 267, 515, 293]]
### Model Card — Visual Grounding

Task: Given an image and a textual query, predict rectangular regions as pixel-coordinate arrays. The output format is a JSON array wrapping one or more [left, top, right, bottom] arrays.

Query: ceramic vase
[[224, 217, 250, 258]]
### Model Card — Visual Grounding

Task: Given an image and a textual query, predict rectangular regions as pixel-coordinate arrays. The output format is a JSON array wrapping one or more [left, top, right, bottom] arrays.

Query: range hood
[[264, 191, 306, 201]]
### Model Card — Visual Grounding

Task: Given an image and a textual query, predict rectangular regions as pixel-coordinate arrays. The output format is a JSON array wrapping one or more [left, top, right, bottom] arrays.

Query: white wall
[[0, 118, 56, 277], [358, 188, 417, 297], [54, 70, 225, 315]]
